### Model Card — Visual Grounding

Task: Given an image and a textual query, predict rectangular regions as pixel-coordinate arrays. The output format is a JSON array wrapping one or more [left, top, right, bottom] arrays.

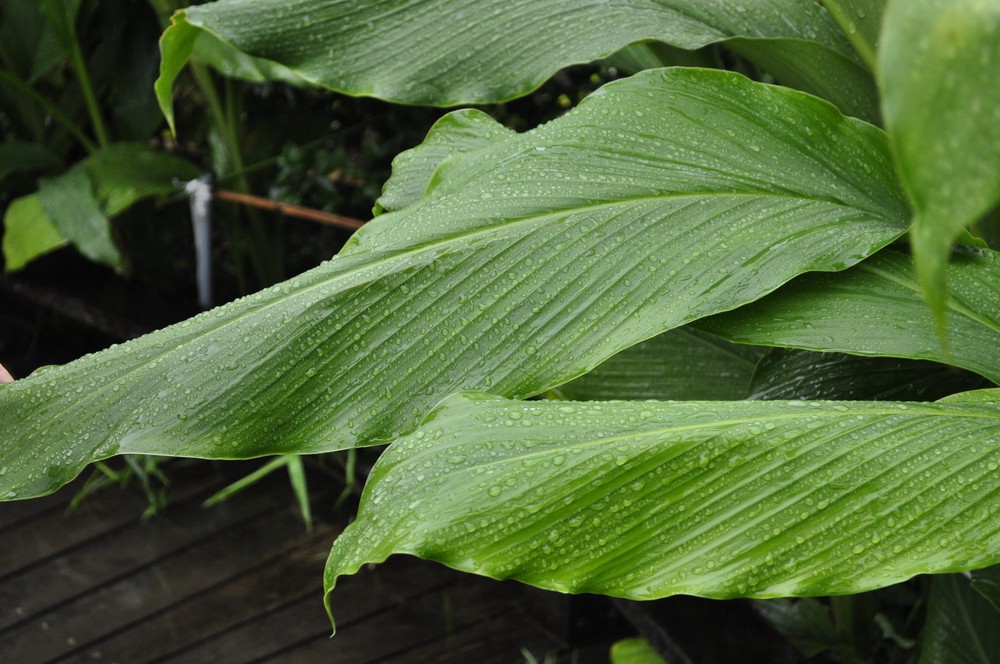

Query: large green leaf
[[879, 0, 1000, 322], [0, 69, 908, 500], [156, 0, 878, 132], [919, 575, 1000, 664], [324, 390, 1000, 624], [700, 248, 1000, 384], [552, 328, 762, 402], [748, 349, 990, 402]]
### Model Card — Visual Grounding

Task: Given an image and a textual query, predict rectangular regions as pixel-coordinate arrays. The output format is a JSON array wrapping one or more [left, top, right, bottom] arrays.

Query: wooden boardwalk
[[0, 461, 621, 663]]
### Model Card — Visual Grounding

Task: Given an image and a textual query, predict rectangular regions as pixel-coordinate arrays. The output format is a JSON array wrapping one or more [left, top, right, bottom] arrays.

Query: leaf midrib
[[408, 402, 1000, 471], [860, 262, 1000, 337]]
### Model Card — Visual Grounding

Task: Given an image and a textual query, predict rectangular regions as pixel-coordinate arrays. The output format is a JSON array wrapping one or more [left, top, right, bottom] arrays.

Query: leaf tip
[[155, 10, 198, 138]]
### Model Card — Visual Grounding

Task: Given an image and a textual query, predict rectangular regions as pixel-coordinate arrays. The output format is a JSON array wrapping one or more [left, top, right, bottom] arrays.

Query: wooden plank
[[0, 461, 226, 580], [0, 479, 287, 631], [58, 531, 334, 664], [156, 556, 458, 664], [0, 503, 321, 664], [376, 609, 564, 664], [0, 477, 81, 532], [267, 572, 535, 663]]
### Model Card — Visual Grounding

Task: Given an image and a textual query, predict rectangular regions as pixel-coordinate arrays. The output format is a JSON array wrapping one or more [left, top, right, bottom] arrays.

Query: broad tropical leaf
[[748, 349, 989, 401], [919, 575, 1000, 664], [0, 69, 908, 500], [879, 0, 1000, 322], [325, 390, 1000, 624], [374, 109, 513, 216], [156, 0, 878, 132], [700, 248, 1000, 384], [552, 328, 762, 402]]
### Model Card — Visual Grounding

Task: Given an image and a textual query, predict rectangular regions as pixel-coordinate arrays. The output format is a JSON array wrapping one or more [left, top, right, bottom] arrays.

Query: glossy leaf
[[374, 109, 513, 216], [1, 194, 67, 271], [0, 69, 908, 500], [879, 0, 1000, 321], [748, 349, 990, 402], [156, 0, 878, 132], [552, 328, 762, 402], [325, 390, 1000, 624], [701, 248, 1000, 384], [919, 575, 1000, 664]]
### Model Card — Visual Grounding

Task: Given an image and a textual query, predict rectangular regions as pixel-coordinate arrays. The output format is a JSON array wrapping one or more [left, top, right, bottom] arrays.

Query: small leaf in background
[[752, 598, 845, 658], [2, 194, 67, 271], [610, 637, 668, 664], [157, 0, 876, 123], [970, 565, 1000, 613], [552, 327, 762, 402], [37, 167, 121, 270], [879, 0, 1000, 325], [748, 349, 990, 402], [80, 144, 200, 215], [919, 575, 1000, 664], [701, 248, 1000, 385], [325, 391, 1000, 624]]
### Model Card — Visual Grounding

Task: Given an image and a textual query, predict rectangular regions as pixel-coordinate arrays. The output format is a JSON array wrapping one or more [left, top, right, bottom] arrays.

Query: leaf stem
[[65, 24, 110, 148], [0, 70, 98, 153]]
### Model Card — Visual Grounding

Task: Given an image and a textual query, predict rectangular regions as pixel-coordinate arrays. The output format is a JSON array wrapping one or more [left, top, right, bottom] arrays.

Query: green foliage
[[879, 0, 1000, 327], [610, 637, 668, 664], [0, 0, 199, 272], [3, 0, 1000, 659]]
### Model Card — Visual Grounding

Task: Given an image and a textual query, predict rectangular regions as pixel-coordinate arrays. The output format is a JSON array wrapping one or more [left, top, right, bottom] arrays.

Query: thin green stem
[[190, 63, 280, 288], [0, 70, 98, 152], [66, 24, 110, 147]]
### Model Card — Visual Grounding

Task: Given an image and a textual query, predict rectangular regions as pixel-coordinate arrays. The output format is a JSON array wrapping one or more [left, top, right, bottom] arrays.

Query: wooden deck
[[0, 461, 622, 663]]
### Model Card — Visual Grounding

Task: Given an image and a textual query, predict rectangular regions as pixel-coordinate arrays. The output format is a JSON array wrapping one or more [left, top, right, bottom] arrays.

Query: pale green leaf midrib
[[860, 263, 1000, 336], [406, 403, 1000, 471]]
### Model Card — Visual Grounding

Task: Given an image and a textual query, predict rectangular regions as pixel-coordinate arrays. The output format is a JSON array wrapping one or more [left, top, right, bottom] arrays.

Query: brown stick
[[214, 190, 366, 231]]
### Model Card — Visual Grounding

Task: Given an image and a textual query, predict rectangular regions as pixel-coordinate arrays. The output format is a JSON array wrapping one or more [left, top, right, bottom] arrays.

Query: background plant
[[2, 0, 1000, 660]]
